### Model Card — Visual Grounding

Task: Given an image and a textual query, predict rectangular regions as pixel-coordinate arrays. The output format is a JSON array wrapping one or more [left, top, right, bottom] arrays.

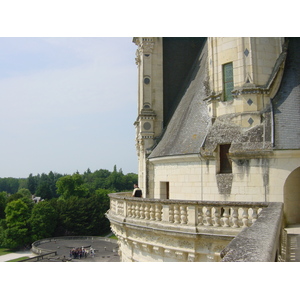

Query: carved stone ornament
[[152, 246, 163, 255], [135, 38, 155, 65], [164, 249, 175, 258], [135, 49, 141, 65], [206, 254, 215, 262], [175, 251, 187, 260], [142, 244, 152, 253], [140, 39, 154, 54], [188, 253, 196, 262], [132, 241, 140, 249]]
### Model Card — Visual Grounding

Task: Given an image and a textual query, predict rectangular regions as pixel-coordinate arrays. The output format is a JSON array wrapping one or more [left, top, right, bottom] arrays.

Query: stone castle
[[107, 37, 300, 262]]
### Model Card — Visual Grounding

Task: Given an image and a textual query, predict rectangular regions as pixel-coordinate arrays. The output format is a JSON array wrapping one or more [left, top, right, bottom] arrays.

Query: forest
[[0, 166, 137, 249]]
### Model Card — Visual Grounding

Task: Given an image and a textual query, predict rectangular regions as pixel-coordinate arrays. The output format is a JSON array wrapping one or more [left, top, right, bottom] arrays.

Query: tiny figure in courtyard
[[90, 247, 94, 257], [132, 184, 142, 197]]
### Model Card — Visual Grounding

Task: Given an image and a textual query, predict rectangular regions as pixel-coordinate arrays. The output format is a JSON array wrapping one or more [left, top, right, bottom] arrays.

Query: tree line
[[0, 166, 137, 198], [0, 166, 137, 249]]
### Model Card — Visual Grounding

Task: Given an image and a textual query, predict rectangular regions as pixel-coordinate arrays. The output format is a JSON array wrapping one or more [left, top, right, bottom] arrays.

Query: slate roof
[[149, 41, 211, 159], [149, 38, 300, 159], [273, 37, 300, 150]]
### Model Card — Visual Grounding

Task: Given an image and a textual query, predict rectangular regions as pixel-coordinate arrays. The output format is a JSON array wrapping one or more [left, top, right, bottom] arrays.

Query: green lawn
[[7, 256, 29, 262], [0, 248, 13, 256]]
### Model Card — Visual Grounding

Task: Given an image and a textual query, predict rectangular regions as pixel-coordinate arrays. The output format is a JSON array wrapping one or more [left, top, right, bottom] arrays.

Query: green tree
[[122, 173, 138, 191], [18, 188, 32, 199], [91, 188, 112, 234], [48, 171, 62, 198], [59, 196, 89, 235], [0, 177, 19, 194], [27, 173, 37, 194], [0, 192, 8, 219], [30, 201, 57, 240], [35, 173, 52, 199], [56, 173, 89, 199], [106, 166, 123, 191], [2, 199, 31, 248], [58, 188, 112, 236], [6, 192, 23, 203]]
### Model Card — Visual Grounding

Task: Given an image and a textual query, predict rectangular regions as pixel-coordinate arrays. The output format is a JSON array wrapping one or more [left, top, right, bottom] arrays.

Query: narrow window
[[160, 181, 169, 199], [219, 144, 232, 173], [223, 62, 234, 101]]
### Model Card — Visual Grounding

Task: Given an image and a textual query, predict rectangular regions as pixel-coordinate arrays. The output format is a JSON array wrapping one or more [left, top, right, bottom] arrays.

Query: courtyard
[[28, 236, 120, 262]]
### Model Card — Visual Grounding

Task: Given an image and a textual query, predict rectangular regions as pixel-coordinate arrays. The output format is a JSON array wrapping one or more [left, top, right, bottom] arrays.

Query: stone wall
[[149, 151, 300, 203]]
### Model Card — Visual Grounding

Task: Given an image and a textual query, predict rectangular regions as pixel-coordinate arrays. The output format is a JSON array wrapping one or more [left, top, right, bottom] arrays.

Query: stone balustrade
[[107, 193, 284, 261], [108, 192, 268, 232]]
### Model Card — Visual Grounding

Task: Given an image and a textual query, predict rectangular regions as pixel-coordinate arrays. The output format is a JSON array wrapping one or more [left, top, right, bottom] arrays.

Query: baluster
[[150, 204, 155, 220], [130, 203, 135, 218], [242, 207, 249, 227], [204, 206, 212, 226], [117, 202, 124, 216], [174, 205, 180, 224], [169, 205, 174, 223], [213, 207, 221, 227], [135, 203, 140, 219], [127, 203, 132, 217], [231, 207, 239, 228], [222, 207, 230, 227], [252, 207, 258, 224], [111, 200, 116, 213], [197, 206, 203, 225], [155, 204, 162, 221], [144, 204, 150, 220], [180, 205, 187, 224], [140, 203, 145, 219]]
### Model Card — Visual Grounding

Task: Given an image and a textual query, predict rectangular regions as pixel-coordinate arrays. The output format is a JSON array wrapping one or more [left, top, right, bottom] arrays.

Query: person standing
[[132, 184, 142, 197]]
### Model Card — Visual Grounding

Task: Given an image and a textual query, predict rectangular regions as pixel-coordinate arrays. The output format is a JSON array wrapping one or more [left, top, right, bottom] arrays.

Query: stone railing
[[20, 251, 57, 262], [220, 202, 283, 262], [108, 192, 268, 233]]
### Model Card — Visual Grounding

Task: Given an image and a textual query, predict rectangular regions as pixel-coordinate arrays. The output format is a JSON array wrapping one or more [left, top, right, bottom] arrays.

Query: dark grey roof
[[273, 38, 300, 150], [149, 38, 300, 159], [149, 41, 211, 159]]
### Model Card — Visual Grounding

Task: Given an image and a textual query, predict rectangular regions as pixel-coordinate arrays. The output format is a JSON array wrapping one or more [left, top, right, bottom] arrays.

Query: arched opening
[[284, 167, 300, 225]]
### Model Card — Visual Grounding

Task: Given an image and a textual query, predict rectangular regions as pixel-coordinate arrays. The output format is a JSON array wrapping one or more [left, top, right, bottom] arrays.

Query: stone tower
[[133, 37, 207, 197], [133, 37, 164, 196]]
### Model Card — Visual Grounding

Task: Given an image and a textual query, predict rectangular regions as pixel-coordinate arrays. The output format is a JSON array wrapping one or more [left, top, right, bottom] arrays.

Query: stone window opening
[[143, 102, 151, 109], [160, 181, 169, 199], [218, 144, 232, 174]]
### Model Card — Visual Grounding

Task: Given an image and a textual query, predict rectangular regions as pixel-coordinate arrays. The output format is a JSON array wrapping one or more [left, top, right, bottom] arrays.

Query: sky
[[0, 2, 292, 179], [0, 37, 138, 178]]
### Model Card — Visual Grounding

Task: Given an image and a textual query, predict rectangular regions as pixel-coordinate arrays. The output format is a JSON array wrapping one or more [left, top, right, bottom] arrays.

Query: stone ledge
[[220, 202, 283, 262], [108, 192, 268, 207]]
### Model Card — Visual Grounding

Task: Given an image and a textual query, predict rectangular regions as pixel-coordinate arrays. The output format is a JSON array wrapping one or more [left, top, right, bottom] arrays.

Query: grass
[[0, 248, 13, 256], [6, 256, 29, 262], [109, 234, 117, 239]]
